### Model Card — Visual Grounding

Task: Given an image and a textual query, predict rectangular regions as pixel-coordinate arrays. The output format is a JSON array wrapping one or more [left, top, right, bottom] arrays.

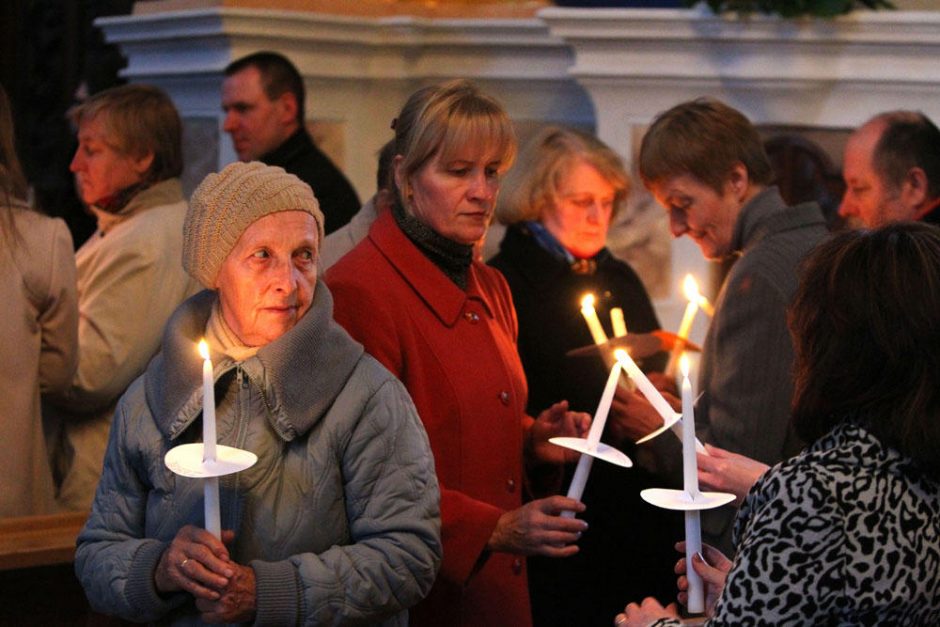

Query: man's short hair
[[639, 97, 774, 194], [225, 51, 306, 126], [871, 111, 940, 200]]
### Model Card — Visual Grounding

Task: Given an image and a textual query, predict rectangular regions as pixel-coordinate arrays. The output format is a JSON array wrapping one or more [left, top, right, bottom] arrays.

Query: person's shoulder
[[325, 235, 384, 284]]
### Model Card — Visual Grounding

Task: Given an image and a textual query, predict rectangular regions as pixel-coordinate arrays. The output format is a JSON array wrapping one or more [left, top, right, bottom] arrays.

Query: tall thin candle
[[562, 360, 623, 518], [614, 349, 679, 426], [666, 275, 701, 377], [610, 307, 627, 338], [198, 339, 221, 538], [579, 294, 609, 346], [680, 354, 705, 614]]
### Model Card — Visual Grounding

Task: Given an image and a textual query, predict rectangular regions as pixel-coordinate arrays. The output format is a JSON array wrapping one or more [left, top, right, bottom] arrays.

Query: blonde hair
[[497, 125, 630, 225], [69, 84, 183, 183], [392, 80, 516, 209]]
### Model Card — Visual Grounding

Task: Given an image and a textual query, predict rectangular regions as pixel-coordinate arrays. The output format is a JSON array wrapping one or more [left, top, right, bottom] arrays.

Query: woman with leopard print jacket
[[618, 223, 940, 627]]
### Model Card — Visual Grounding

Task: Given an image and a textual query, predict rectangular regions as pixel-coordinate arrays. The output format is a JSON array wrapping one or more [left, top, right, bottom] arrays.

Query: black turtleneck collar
[[392, 202, 473, 289]]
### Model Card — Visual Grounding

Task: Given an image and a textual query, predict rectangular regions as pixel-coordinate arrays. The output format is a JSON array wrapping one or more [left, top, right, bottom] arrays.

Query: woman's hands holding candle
[[697, 444, 769, 507], [487, 495, 587, 557], [674, 541, 731, 616], [526, 400, 592, 465], [155, 525, 235, 599]]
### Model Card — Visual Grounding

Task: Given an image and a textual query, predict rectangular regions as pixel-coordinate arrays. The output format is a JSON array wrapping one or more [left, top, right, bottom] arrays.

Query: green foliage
[[685, 0, 895, 18]]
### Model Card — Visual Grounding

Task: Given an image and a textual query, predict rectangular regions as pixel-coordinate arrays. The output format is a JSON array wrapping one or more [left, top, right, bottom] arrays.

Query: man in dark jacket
[[222, 51, 360, 234]]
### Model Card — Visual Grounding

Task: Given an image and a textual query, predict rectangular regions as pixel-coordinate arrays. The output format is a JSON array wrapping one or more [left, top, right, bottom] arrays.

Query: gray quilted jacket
[[75, 283, 442, 626]]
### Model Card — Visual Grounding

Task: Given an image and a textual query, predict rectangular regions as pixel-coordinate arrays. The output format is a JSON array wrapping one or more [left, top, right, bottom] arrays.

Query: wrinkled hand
[[154, 526, 235, 601], [528, 401, 591, 464], [195, 561, 257, 624], [675, 541, 732, 616], [615, 597, 679, 627], [697, 444, 769, 506], [609, 385, 680, 445], [487, 495, 587, 557], [646, 371, 678, 397]]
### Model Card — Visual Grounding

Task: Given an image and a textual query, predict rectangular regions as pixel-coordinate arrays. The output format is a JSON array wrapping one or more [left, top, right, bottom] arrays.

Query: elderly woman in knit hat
[[74, 161, 442, 626]]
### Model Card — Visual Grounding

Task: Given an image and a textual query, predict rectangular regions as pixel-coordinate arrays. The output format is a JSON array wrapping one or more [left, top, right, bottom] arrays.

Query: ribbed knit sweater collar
[[392, 202, 473, 289]]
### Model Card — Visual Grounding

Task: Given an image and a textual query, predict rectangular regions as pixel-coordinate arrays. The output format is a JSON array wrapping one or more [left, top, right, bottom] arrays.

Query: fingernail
[[224, 569, 235, 578]]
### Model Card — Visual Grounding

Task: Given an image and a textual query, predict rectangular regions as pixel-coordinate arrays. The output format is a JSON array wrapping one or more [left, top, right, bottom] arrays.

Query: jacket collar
[[368, 209, 495, 326], [91, 178, 184, 235], [730, 186, 825, 255], [496, 224, 611, 290], [260, 128, 312, 168], [144, 279, 364, 442]]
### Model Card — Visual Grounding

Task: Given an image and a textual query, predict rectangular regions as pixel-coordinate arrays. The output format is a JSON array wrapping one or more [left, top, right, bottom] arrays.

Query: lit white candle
[[198, 340, 217, 463], [615, 349, 679, 426], [579, 294, 609, 346], [610, 307, 628, 338], [666, 275, 701, 377], [562, 360, 623, 518], [680, 354, 705, 614], [198, 339, 221, 538]]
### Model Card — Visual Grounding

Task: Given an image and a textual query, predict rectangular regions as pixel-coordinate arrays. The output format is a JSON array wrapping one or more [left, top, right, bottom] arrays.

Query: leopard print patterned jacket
[[655, 420, 940, 626]]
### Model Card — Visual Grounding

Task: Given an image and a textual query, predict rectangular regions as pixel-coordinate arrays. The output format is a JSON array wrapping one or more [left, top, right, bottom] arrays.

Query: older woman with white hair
[[75, 161, 441, 626]]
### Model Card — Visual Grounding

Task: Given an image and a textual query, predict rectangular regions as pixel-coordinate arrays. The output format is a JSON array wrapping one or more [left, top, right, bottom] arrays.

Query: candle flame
[[614, 348, 628, 362], [198, 339, 210, 361], [682, 274, 700, 302], [680, 353, 690, 378], [580, 293, 596, 309]]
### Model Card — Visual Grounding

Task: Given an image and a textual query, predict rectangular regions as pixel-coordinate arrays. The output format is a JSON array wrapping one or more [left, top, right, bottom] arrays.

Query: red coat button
[[499, 390, 510, 405], [512, 558, 523, 575], [506, 478, 516, 492], [464, 311, 480, 323]]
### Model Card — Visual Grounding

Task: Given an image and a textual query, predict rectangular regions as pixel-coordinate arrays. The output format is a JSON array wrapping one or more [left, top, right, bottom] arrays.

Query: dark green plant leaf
[[683, 0, 896, 18]]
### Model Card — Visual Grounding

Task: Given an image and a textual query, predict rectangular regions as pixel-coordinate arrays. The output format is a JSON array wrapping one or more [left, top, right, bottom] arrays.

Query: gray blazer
[[697, 187, 828, 553]]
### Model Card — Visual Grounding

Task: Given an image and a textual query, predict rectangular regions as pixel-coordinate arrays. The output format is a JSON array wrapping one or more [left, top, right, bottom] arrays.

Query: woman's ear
[[133, 151, 155, 178], [727, 162, 751, 202]]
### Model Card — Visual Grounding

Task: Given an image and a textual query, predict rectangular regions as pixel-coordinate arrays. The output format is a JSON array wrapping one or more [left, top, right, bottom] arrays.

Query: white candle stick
[[666, 275, 702, 377], [615, 349, 679, 426], [198, 339, 220, 538], [680, 355, 705, 614], [610, 307, 628, 338], [199, 340, 217, 463], [562, 360, 623, 518], [579, 294, 609, 346], [697, 295, 715, 318]]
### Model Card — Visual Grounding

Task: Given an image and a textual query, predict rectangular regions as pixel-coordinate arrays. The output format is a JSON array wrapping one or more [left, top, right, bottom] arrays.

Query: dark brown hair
[[871, 110, 940, 200], [789, 222, 940, 478], [225, 51, 305, 126], [638, 97, 773, 194], [0, 82, 31, 247]]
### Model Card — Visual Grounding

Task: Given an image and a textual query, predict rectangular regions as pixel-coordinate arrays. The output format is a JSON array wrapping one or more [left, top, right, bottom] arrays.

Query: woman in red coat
[[326, 80, 590, 627]]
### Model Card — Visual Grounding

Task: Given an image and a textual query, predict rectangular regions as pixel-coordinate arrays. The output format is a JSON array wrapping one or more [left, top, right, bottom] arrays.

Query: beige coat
[[0, 202, 78, 516], [47, 179, 200, 511]]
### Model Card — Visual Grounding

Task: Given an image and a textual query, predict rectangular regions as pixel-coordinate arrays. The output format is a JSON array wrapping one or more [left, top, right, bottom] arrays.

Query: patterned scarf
[[524, 220, 600, 275]]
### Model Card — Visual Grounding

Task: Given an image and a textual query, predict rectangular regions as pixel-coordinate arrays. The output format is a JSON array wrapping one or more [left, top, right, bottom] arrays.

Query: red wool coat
[[326, 210, 533, 627]]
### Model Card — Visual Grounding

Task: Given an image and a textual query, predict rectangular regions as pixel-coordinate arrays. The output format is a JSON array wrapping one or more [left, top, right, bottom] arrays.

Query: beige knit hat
[[183, 161, 325, 288]]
